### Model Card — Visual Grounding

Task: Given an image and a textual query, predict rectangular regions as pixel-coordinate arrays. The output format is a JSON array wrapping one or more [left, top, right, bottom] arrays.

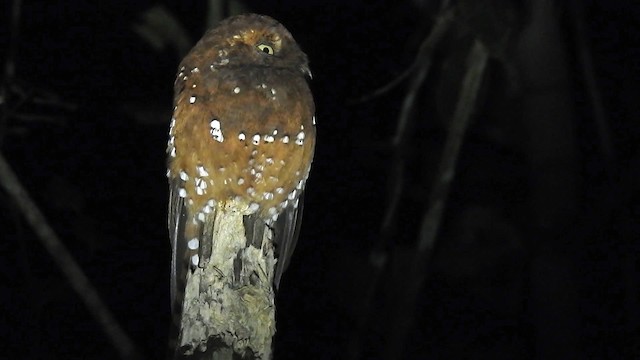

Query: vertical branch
[[417, 40, 488, 253], [176, 201, 275, 360], [516, 1, 581, 358], [0, 0, 23, 144], [5, 0, 21, 83], [0, 153, 141, 360], [347, 10, 454, 360], [384, 40, 489, 359], [568, 0, 614, 167]]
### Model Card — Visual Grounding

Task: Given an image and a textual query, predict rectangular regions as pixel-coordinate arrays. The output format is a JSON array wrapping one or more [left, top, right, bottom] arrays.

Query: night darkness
[[1, 1, 639, 359]]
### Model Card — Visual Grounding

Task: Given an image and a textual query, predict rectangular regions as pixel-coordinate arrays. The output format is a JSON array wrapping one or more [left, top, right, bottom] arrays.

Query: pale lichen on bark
[[178, 201, 277, 359]]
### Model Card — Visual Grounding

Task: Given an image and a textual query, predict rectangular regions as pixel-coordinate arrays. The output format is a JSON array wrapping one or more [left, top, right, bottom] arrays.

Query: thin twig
[[568, 0, 614, 166], [346, 8, 454, 360], [418, 40, 488, 251], [384, 3, 454, 265], [350, 9, 455, 104], [384, 40, 489, 359], [0, 153, 142, 360]]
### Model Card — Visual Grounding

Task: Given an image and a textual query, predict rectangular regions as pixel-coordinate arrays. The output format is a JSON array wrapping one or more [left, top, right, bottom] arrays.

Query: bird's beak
[[301, 65, 312, 80]]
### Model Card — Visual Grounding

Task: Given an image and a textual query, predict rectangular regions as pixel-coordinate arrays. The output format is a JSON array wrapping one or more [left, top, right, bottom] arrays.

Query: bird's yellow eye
[[257, 44, 274, 55]]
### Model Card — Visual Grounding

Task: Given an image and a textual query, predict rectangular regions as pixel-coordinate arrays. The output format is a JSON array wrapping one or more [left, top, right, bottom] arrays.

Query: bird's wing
[[168, 177, 188, 316], [272, 192, 305, 289]]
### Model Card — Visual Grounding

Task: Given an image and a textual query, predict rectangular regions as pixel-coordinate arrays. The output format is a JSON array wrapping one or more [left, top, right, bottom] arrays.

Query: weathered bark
[[177, 203, 276, 360]]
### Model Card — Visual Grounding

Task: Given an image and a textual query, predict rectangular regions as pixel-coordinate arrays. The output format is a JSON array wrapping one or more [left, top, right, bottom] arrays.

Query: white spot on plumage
[[263, 192, 274, 200], [197, 213, 205, 222], [238, 132, 246, 141], [189, 96, 196, 104], [264, 135, 275, 143], [288, 189, 297, 200], [178, 188, 187, 198], [237, 178, 245, 185], [191, 67, 200, 73], [195, 178, 207, 195], [207, 199, 216, 207], [248, 202, 260, 213], [170, 147, 176, 158], [312, 115, 316, 125], [233, 86, 241, 94], [213, 50, 230, 66], [266, 157, 274, 165], [281, 135, 290, 144], [179, 171, 189, 181], [188, 238, 199, 250], [191, 254, 199, 266], [197, 165, 209, 177], [210, 119, 224, 142], [276, 187, 284, 194], [252, 134, 261, 145], [296, 131, 305, 145], [195, 178, 207, 189], [247, 187, 256, 196], [166, 169, 171, 178]]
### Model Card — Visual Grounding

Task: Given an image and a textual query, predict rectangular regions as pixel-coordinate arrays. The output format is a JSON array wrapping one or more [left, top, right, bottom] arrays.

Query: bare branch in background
[[569, 0, 614, 168], [0, 153, 142, 360], [351, 9, 455, 104], [132, 5, 193, 58], [347, 8, 454, 360], [384, 39, 489, 359]]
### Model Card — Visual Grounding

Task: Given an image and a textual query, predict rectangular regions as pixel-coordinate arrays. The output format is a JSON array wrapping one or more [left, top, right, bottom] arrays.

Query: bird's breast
[[167, 66, 315, 219]]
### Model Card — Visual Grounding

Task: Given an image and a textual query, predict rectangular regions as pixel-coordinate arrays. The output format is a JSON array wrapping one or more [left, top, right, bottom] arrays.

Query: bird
[[165, 12, 315, 347]]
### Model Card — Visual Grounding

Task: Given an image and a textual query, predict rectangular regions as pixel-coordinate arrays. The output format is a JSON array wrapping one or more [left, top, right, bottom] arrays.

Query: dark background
[[0, 0, 638, 359]]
